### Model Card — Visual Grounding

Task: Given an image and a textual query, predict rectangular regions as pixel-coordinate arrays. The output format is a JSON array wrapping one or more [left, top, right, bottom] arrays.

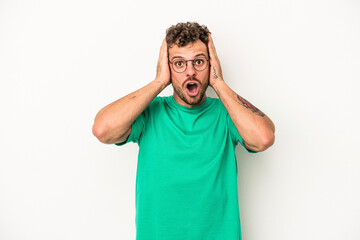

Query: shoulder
[[148, 96, 164, 107], [206, 96, 221, 104], [206, 97, 225, 111], [146, 96, 170, 112]]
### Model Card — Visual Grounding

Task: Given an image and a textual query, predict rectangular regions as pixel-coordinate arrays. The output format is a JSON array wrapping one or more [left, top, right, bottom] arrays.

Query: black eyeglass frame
[[168, 57, 210, 73]]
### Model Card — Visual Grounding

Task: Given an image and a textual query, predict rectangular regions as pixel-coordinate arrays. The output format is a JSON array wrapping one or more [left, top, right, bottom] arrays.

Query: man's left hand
[[208, 33, 224, 87]]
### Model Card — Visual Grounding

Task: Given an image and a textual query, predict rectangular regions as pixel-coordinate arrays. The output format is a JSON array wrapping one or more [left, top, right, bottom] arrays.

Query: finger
[[162, 38, 167, 50], [158, 39, 167, 64], [161, 39, 168, 60], [159, 39, 165, 55], [208, 34, 218, 59]]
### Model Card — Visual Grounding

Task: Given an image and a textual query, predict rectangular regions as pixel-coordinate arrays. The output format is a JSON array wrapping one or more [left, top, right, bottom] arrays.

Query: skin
[[93, 34, 275, 152], [206, 34, 275, 151], [168, 39, 210, 108]]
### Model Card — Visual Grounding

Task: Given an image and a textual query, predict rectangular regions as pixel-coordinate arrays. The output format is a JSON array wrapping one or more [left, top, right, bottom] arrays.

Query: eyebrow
[[171, 53, 207, 61]]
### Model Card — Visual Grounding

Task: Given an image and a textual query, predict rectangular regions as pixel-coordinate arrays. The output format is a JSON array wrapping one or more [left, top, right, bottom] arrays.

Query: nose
[[185, 61, 197, 77]]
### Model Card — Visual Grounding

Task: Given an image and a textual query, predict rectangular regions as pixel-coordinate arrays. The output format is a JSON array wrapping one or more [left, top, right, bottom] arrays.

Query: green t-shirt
[[116, 96, 256, 240]]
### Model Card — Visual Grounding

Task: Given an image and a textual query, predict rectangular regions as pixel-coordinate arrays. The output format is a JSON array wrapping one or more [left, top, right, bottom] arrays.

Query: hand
[[155, 39, 171, 87], [208, 34, 224, 87]]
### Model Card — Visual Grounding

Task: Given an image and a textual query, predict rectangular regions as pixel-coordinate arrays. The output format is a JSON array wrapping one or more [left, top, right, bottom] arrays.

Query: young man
[[93, 22, 275, 240]]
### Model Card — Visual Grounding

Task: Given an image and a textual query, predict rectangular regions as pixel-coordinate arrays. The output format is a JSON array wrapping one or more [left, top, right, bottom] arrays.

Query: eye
[[194, 58, 205, 65], [174, 60, 185, 67]]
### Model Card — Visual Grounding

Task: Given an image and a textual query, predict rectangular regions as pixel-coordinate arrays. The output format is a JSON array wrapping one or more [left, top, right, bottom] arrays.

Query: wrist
[[211, 78, 226, 92], [154, 77, 170, 90]]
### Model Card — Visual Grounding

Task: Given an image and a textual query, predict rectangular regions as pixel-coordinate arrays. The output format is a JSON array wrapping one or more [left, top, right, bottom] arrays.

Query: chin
[[185, 92, 207, 106], [173, 84, 208, 107]]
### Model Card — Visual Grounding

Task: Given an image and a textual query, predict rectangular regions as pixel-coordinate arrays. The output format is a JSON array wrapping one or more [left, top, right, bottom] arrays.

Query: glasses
[[169, 56, 209, 73]]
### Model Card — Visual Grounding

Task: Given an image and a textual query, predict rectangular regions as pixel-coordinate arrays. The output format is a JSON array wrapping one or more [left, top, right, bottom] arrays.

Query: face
[[168, 39, 210, 108]]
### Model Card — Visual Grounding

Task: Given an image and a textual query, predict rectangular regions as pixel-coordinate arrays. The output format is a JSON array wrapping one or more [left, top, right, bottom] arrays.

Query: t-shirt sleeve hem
[[114, 133, 131, 146]]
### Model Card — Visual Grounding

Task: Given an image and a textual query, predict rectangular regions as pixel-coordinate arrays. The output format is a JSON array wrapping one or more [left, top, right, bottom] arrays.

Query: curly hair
[[165, 22, 211, 50]]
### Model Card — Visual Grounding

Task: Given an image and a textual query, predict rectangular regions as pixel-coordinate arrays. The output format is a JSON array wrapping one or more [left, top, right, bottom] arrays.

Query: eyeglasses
[[169, 56, 209, 73]]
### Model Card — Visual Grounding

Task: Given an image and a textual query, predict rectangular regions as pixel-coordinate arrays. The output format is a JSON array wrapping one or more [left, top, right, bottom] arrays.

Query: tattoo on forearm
[[236, 95, 265, 117], [213, 67, 218, 79]]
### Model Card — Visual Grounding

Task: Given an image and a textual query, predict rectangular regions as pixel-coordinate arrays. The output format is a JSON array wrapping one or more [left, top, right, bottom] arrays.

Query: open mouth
[[185, 82, 200, 97]]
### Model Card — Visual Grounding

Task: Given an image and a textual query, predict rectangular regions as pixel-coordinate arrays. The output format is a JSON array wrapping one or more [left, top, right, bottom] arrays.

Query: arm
[[208, 34, 275, 152], [92, 39, 171, 144]]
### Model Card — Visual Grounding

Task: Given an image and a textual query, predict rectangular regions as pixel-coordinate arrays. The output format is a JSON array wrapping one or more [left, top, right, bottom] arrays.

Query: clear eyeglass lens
[[173, 60, 186, 71], [194, 58, 206, 70]]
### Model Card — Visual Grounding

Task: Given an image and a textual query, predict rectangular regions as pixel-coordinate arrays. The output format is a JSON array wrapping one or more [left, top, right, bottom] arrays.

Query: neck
[[173, 93, 207, 108]]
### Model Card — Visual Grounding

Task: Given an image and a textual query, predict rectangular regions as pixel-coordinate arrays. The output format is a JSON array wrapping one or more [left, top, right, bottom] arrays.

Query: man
[[92, 22, 275, 240]]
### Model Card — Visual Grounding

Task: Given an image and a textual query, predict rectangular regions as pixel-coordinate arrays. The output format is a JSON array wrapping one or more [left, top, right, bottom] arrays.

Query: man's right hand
[[155, 39, 171, 87]]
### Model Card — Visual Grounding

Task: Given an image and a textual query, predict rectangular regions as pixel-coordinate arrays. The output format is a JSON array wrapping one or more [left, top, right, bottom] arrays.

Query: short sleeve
[[226, 113, 258, 153], [114, 108, 147, 146]]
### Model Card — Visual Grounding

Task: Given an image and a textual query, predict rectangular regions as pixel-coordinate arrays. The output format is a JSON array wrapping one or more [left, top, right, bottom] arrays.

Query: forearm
[[213, 80, 275, 152], [92, 78, 167, 143]]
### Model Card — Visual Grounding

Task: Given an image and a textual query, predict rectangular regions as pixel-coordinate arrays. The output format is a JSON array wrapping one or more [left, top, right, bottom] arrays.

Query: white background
[[1, 0, 359, 239]]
